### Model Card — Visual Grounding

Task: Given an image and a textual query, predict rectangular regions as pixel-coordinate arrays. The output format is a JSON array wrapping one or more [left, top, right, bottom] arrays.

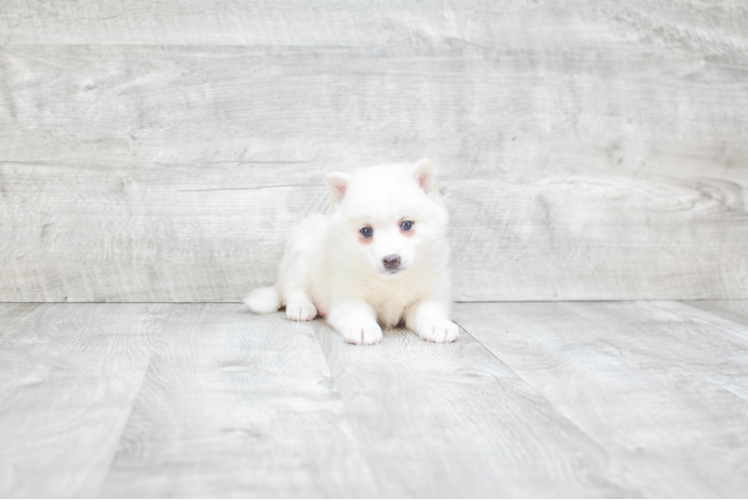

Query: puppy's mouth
[[383, 267, 407, 275]]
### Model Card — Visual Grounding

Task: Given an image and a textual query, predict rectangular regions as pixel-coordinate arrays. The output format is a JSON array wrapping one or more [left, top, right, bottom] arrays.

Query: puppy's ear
[[326, 172, 351, 208], [412, 158, 436, 198]]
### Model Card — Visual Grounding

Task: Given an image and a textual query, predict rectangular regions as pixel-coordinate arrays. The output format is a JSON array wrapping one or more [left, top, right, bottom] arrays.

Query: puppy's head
[[326, 158, 447, 276]]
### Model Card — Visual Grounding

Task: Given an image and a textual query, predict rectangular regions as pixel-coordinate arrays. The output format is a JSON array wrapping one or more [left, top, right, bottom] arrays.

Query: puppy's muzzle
[[383, 254, 401, 270]]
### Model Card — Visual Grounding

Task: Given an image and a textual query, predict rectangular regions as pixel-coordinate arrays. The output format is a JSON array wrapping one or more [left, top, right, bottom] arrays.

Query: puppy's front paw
[[419, 319, 459, 343], [286, 302, 317, 322], [343, 324, 383, 345]]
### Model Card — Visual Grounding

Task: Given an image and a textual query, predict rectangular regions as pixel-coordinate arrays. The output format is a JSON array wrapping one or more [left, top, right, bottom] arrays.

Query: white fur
[[245, 158, 458, 345]]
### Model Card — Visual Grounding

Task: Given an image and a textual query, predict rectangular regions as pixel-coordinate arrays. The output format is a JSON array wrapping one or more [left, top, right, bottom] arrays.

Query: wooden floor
[[1, 301, 747, 498]]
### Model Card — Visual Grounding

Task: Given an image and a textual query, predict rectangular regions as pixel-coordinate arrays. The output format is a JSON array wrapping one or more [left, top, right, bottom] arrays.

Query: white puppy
[[245, 158, 458, 345]]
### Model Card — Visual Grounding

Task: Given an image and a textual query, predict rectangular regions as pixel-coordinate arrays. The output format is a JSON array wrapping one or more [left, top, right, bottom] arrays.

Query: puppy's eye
[[360, 226, 373, 238], [401, 220, 414, 231]]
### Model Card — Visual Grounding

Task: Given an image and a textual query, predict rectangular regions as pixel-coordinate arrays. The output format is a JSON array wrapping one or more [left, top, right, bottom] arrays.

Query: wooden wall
[[1, 0, 747, 302]]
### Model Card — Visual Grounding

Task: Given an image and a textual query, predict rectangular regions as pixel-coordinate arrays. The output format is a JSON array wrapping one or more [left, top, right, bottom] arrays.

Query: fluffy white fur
[[245, 158, 458, 345]]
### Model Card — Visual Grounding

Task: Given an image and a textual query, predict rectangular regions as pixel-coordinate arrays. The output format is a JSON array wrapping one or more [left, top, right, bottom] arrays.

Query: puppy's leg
[[277, 215, 325, 322], [405, 300, 459, 343], [285, 291, 317, 322], [327, 301, 383, 345], [281, 256, 317, 321]]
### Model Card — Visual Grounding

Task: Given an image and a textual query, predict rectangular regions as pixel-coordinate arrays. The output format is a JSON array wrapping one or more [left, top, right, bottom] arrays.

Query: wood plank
[[1, 0, 745, 50], [100, 304, 377, 498], [1, 42, 746, 176], [2, 161, 746, 302], [310, 320, 638, 497], [0, 161, 331, 302], [681, 300, 748, 328], [447, 175, 748, 301], [453, 301, 748, 497], [1, 2, 747, 303], [0, 302, 171, 498], [4, 301, 747, 496]]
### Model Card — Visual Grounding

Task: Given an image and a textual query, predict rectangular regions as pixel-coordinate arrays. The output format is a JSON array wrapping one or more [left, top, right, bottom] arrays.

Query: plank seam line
[[93, 303, 176, 496], [309, 321, 352, 402], [307, 320, 386, 496], [178, 184, 323, 192], [451, 317, 531, 383], [571, 300, 748, 405], [455, 297, 748, 302], [451, 313, 637, 471], [657, 300, 748, 341]]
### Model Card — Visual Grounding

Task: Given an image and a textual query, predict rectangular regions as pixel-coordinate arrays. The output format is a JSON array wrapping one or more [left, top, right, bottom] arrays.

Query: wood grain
[[1, 42, 746, 175], [2, 301, 748, 496], [0, 302, 171, 498], [447, 176, 748, 301], [1, 0, 746, 50], [101, 304, 377, 498], [0, 161, 331, 302], [453, 301, 748, 497], [2, 163, 746, 301], [310, 320, 637, 497], [1, 1, 747, 302], [681, 300, 748, 328]]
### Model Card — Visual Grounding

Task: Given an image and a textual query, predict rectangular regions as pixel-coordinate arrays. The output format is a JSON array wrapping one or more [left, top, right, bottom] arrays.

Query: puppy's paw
[[286, 302, 318, 322], [343, 324, 383, 346], [418, 319, 459, 343]]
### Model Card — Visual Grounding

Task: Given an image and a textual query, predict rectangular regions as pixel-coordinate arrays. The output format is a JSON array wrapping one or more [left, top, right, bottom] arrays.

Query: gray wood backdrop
[[1, 0, 747, 302]]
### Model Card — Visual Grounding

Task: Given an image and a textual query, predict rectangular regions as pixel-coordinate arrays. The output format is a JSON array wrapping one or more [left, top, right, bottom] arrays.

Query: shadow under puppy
[[245, 158, 458, 345]]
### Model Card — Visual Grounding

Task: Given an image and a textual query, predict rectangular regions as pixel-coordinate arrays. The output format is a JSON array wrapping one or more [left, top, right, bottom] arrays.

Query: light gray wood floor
[[1, 301, 747, 498]]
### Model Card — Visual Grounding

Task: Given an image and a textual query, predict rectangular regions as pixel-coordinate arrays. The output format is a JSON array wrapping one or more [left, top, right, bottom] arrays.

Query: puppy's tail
[[244, 286, 281, 314]]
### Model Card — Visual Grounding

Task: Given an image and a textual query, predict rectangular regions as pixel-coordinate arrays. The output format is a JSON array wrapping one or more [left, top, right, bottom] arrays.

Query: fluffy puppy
[[245, 158, 458, 345]]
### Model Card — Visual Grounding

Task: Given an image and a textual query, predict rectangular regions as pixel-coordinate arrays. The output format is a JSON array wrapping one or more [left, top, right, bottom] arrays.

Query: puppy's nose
[[383, 254, 401, 270]]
